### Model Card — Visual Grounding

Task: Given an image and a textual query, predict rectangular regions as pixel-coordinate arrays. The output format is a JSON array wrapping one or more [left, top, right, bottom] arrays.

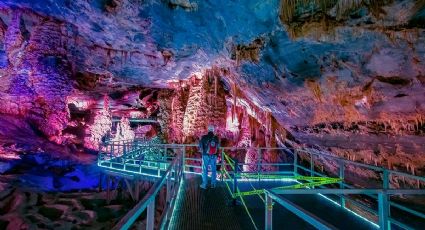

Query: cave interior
[[0, 0, 424, 229]]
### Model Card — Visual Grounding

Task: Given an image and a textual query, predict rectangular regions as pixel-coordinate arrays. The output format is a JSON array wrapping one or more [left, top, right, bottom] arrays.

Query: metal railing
[[111, 147, 184, 230], [292, 148, 425, 230], [97, 141, 425, 230], [265, 189, 425, 230]]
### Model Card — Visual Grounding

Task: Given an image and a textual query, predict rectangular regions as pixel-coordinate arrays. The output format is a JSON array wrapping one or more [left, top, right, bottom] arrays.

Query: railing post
[[339, 160, 345, 208], [265, 192, 273, 230], [383, 170, 389, 189], [233, 159, 239, 206], [293, 150, 298, 176], [123, 145, 127, 171], [378, 191, 390, 230], [110, 143, 114, 167], [157, 160, 161, 176], [182, 147, 186, 175], [106, 175, 110, 204], [310, 154, 314, 177], [181, 148, 185, 179], [221, 149, 224, 182], [123, 141, 126, 156], [257, 148, 262, 182], [147, 201, 155, 230], [166, 174, 171, 204]]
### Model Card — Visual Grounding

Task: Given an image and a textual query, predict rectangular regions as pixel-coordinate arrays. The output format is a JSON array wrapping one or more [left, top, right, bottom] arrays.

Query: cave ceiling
[[0, 0, 424, 152]]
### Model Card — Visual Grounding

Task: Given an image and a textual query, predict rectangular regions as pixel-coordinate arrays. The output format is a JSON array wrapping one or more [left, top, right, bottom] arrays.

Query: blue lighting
[[294, 180, 380, 228], [168, 178, 185, 229]]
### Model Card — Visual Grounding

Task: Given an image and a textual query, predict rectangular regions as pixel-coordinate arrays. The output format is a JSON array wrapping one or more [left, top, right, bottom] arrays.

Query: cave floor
[[169, 175, 376, 230]]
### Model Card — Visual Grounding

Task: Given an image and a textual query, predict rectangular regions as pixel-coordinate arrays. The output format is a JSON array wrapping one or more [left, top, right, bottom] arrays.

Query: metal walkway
[[169, 175, 247, 230], [169, 175, 376, 230], [96, 140, 425, 230]]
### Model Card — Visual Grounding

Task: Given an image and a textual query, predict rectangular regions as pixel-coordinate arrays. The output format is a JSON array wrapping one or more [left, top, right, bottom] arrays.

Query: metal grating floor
[[169, 175, 376, 230], [169, 175, 249, 230]]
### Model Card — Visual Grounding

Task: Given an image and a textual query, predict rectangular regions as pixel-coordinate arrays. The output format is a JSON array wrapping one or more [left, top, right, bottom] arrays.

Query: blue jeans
[[201, 155, 217, 187]]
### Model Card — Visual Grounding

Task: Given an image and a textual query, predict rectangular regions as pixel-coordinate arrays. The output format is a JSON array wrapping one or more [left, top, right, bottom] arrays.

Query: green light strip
[[240, 174, 339, 181], [233, 178, 342, 197], [223, 180, 235, 198], [236, 168, 266, 203], [236, 185, 259, 230], [222, 166, 232, 179], [223, 152, 235, 163], [223, 153, 235, 171], [272, 178, 341, 190], [222, 153, 261, 228], [222, 167, 235, 198], [221, 151, 341, 230]]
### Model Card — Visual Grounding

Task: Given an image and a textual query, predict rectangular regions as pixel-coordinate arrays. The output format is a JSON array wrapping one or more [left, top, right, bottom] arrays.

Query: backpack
[[207, 138, 218, 155]]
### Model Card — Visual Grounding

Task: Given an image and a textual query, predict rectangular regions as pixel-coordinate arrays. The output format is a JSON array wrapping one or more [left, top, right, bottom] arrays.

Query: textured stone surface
[[0, 0, 423, 176]]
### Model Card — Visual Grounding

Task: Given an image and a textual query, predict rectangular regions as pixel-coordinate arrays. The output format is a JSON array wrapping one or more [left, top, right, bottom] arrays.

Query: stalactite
[[103, 94, 109, 111], [121, 50, 124, 65], [249, 116, 254, 140], [106, 49, 111, 68], [232, 83, 237, 122]]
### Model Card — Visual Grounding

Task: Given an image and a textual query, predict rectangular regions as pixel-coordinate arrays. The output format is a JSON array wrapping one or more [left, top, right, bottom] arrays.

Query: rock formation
[[0, 1, 423, 227]]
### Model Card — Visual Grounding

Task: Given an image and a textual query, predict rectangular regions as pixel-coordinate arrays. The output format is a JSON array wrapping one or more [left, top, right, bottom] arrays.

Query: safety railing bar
[[296, 165, 311, 173], [99, 143, 425, 230], [389, 200, 425, 219], [335, 190, 425, 223], [186, 165, 202, 169], [312, 170, 334, 178], [332, 177, 425, 219], [388, 170, 425, 182], [135, 165, 169, 171], [158, 165, 182, 224], [296, 157, 425, 217], [185, 158, 202, 161], [388, 218, 415, 230], [266, 190, 338, 230], [270, 189, 425, 195], [136, 143, 198, 147], [296, 165, 332, 178], [238, 171, 294, 174], [236, 163, 291, 166], [123, 161, 168, 166], [99, 167, 164, 178], [269, 189, 425, 228], [112, 155, 182, 230], [101, 143, 423, 187], [260, 163, 293, 166], [220, 147, 292, 150], [336, 194, 378, 215]]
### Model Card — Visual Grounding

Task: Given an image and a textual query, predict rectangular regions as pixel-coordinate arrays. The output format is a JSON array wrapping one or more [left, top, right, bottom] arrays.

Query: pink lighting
[[84, 97, 112, 150], [226, 109, 240, 134]]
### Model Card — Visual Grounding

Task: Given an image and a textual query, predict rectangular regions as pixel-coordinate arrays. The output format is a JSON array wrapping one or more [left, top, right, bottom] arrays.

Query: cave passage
[[0, 0, 425, 230]]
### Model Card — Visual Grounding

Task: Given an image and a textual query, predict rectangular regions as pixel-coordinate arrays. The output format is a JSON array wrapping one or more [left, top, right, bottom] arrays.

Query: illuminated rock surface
[[0, 0, 424, 228]]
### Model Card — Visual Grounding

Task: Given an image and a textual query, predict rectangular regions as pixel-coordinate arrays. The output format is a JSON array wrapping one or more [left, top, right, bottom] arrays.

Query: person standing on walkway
[[199, 125, 220, 189]]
